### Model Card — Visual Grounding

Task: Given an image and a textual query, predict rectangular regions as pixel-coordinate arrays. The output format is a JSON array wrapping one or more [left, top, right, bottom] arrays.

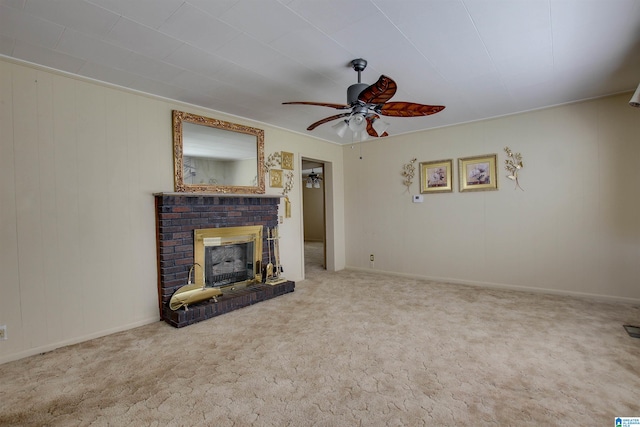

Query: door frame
[[300, 157, 332, 275]]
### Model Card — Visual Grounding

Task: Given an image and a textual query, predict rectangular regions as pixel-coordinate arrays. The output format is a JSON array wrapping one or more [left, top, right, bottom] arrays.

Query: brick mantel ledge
[[154, 192, 284, 198]]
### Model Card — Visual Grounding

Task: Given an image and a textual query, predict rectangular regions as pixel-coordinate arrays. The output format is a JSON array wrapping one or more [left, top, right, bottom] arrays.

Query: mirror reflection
[[173, 110, 265, 194]]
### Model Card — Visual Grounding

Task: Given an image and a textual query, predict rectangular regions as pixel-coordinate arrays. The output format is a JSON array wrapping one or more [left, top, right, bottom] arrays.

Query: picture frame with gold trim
[[420, 159, 453, 193], [458, 154, 498, 192], [281, 151, 294, 170]]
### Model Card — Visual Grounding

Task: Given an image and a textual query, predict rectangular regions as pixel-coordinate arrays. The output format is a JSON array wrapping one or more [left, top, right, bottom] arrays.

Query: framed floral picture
[[420, 159, 453, 193], [458, 154, 498, 192]]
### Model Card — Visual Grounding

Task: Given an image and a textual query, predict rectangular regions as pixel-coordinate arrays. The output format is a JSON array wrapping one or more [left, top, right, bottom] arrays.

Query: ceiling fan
[[283, 58, 445, 139]]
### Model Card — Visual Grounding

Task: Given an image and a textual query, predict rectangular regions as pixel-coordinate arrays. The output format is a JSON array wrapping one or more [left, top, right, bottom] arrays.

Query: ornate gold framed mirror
[[172, 110, 265, 193]]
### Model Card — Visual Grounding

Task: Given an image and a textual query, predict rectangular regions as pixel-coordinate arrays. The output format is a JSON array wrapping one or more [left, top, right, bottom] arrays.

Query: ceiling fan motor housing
[[347, 83, 369, 105]]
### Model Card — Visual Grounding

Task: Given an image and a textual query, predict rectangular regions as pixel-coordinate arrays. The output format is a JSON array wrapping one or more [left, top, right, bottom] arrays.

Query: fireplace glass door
[[204, 242, 254, 287], [194, 225, 263, 289]]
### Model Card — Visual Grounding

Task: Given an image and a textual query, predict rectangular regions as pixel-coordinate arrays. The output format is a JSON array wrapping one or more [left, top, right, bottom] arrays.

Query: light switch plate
[[413, 195, 424, 203]]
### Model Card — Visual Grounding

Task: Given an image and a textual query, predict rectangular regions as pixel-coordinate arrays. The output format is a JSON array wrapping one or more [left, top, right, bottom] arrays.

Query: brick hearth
[[154, 193, 295, 327], [163, 282, 295, 327]]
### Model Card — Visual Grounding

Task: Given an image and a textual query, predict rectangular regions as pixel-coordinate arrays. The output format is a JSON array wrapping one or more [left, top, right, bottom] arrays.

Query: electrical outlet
[[369, 254, 375, 268], [0, 325, 6, 340]]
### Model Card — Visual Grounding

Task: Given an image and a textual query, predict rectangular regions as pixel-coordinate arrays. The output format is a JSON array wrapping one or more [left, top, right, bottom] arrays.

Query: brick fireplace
[[154, 193, 295, 327]]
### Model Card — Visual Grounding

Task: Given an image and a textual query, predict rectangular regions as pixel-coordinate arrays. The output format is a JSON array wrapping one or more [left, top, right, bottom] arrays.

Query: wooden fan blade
[[378, 102, 445, 117], [358, 75, 397, 104], [307, 113, 350, 131], [283, 101, 350, 110], [365, 115, 389, 137]]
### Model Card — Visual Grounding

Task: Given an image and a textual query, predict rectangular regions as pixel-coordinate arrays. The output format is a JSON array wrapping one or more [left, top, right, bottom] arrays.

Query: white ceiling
[[2, 0, 639, 144]]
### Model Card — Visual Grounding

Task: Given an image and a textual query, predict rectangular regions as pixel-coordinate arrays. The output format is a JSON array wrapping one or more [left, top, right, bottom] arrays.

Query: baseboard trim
[[0, 316, 160, 366], [345, 266, 640, 305]]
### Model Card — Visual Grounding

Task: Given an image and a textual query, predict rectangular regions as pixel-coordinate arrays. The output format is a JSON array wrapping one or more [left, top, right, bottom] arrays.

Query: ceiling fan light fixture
[[332, 120, 349, 137], [373, 119, 390, 136], [306, 169, 323, 189], [630, 83, 640, 108], [348, 113, 367, 132]]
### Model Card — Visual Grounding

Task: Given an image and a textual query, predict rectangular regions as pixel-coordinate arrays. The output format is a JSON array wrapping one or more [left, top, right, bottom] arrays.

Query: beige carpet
[[1, 242, 639, 426]]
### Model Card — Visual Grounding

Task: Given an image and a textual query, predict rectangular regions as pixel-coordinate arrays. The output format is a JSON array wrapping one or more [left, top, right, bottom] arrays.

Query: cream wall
[[344, 93, 640, 302], [0, 58, 344, 364]]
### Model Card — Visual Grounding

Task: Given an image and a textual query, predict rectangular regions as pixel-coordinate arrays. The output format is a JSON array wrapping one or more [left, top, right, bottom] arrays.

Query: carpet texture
[[1, 242, 639, 426]]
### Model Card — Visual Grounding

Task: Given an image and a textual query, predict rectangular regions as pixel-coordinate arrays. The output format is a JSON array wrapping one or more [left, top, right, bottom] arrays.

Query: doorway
[[301, 158, 326, 272]]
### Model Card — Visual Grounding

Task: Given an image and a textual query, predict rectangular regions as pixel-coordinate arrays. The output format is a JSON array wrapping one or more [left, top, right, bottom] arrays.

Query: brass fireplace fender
[[169, 263, 222, 311]]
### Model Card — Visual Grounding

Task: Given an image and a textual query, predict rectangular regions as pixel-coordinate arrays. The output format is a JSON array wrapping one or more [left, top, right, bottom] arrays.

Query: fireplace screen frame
[[194, 225, 263, 289]]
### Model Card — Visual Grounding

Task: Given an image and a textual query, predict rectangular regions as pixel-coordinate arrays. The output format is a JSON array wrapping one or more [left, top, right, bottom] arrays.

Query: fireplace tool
[[265, 228, 274, 280], [169, 263, 222, 311], [267, 226, 286, 285]]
